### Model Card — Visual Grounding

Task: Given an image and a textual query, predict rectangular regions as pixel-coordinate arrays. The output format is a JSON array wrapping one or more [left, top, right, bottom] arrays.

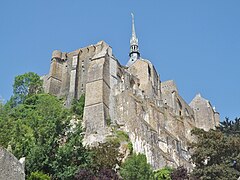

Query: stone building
[[42, 14, 219, 169]]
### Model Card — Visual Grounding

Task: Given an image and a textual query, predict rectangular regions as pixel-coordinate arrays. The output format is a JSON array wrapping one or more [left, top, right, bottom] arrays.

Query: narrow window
[[148, 65, 151, 77]]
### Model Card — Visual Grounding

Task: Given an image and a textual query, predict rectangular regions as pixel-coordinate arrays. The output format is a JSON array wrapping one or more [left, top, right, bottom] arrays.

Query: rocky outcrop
[[0, 147, 25, 180]]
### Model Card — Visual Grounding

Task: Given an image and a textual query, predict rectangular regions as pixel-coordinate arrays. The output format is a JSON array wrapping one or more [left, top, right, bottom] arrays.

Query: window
[[148, 65, 151, 77]]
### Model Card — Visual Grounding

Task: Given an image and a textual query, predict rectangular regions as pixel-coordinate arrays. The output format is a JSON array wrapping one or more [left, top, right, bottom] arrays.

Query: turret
[[46, 50, 65, 96], [52, 50, 62, 60]]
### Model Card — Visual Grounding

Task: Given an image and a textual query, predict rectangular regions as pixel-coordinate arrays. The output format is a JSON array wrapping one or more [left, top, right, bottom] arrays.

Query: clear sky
[[0, 1, 239, 120]]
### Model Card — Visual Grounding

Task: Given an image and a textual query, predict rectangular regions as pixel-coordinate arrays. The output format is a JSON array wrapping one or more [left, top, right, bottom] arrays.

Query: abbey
[[42, 14, 219, 169]]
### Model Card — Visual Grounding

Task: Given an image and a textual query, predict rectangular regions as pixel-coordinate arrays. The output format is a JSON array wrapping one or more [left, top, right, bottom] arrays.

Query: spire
[[131, 13, 137, 44], [127, 13, 140, 67]]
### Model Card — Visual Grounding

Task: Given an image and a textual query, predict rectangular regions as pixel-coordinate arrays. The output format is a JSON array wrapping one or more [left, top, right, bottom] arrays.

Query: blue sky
[[0, 1, 239, 120]]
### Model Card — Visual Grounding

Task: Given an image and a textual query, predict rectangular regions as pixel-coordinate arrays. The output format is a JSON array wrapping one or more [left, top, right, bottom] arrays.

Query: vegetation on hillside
[[1, 72, 240, 179]]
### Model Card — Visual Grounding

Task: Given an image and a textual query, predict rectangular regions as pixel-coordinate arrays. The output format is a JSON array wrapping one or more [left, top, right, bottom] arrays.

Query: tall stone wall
[[114, 90, 193, 169], [83, 42, 119, 143], [0, 147, 25, 180]]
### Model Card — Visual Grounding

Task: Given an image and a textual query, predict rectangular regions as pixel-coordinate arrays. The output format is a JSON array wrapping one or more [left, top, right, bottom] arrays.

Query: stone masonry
[[0, 147, 25, 180], [42, 15, 220, 170]]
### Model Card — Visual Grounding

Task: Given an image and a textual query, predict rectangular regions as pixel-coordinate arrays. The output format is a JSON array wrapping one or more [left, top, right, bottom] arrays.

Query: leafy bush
[[154, 167, 173, 180], [116, 130, 129, 142], [28, 171, 50, 180], [120, 153, 153, 180]]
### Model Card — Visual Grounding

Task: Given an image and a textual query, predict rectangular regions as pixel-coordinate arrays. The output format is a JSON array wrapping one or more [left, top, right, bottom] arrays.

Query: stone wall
[[114, 90, 193, 169], [190, 94, 219, 131], [44, 41, 109, 106], [0, 147, 25, 180], [128, 59, 160, 99]]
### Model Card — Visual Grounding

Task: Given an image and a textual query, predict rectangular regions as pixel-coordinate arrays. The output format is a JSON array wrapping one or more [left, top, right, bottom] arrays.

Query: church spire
[[131, 13, 137, 44], [127, 13, 140, 67]]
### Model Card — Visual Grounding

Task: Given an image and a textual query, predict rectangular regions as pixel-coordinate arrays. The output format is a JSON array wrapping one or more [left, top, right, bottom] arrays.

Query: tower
[[127, 13, 140, 67]]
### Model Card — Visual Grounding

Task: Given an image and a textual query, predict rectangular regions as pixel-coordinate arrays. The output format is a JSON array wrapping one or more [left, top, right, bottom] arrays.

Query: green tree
[[0, 72, 91, 179], [0, 93, 90, 179], [10, 72, 43, 106], [52, 121, 91, 179], [0, 98, 3, 110], [120, 153, 153, 180], [219, 117, 240, 135], [0, 102, 13, 147], [190, 128, 240, 180]]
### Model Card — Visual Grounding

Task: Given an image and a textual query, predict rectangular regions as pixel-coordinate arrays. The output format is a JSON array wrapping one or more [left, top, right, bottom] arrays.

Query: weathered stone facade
[[42, 15, 219, 170], [0, 147, 25, 180], [42, 40, 219, 170]]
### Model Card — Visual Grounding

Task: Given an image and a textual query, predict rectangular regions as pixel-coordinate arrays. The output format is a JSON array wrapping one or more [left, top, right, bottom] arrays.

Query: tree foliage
[[91, 141, 122, 171], [9, 72, 240, 180], [170, 166, 189, 180], [154, 167, 173, 180], [74, 168, 96, 180], [120, 153, 153, 180], [74, 140, 121, 180], [219, 117, 240, 135], [71, 95, 85, 119], [28, 171, 51, 180], [10, 72, 43, 106], [190, 127, 240, 180], [75, 168, 119, 180], [0, 72, 90, 179], [0, 94, 90, 179]]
